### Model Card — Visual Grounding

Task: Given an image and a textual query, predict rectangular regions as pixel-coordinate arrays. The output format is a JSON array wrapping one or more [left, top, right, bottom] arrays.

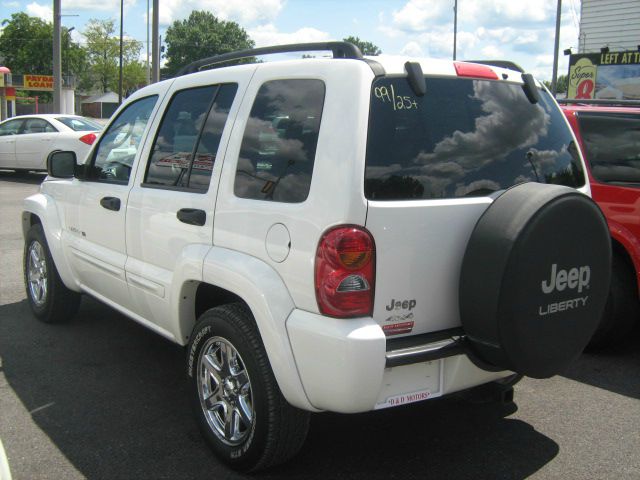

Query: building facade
[[579, 0, 640, 53]]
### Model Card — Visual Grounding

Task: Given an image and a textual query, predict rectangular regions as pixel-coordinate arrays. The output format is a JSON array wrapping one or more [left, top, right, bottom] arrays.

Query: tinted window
[[145, 84, 237, 190], [190, 84, 238, 190], [365, 77, 584, 200], [0, 119, 24, 136], [91, 95, 158, 183], [234, 79, 325, 203], [56, 116, 102, 131], [577, 112, 640, 184]]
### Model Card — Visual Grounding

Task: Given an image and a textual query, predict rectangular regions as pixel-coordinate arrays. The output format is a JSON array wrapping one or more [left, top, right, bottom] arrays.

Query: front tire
[[187, 304, 309, 471], [24, 223, 81, 323]]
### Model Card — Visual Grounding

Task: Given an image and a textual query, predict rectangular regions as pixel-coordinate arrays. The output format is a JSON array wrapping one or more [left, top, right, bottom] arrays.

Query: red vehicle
[[561, 101, 640, 348]]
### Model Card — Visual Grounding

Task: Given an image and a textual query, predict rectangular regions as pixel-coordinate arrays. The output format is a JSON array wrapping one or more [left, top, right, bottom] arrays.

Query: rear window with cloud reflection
[[365, 76, 584, 200]]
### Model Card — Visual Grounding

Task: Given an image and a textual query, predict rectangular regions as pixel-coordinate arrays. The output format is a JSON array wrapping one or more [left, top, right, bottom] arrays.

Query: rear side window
[[577, 112, 640, 184], [56, 116, 102, 131], [365, 77, 584, 200], [23, 118, 57, 133], [145, 83, 237, 191], [234, 79, 325, 203]]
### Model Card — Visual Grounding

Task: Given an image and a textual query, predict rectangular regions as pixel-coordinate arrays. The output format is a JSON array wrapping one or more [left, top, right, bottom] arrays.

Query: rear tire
[[24, 223, 81, 323], [187, 303, 309, 471], [587, 253, 639, 350]]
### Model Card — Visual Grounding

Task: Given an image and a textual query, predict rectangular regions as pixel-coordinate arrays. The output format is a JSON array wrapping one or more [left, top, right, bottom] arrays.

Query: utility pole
[[551, 0, 562, 96], [118, 0, 124, 104], [152, 0, 159, 83], [146, 0, 150, 85], [453, 0, 458, 60], [53, 0, 62, 112]]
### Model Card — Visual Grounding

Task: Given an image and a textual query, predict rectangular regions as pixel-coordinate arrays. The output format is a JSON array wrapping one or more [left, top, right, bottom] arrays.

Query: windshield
[[56, 116, 103, 131], [365, 76, 584, 200]]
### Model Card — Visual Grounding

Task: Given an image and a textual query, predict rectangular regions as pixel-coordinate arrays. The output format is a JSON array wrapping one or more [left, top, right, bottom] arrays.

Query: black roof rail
[[464, 60, 525, 73], [557, 98, 640, 107], [176, 41, 364, 77]]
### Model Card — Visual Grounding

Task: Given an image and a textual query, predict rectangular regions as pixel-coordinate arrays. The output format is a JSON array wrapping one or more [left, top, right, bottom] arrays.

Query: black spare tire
[[459, 182, 611, 379]]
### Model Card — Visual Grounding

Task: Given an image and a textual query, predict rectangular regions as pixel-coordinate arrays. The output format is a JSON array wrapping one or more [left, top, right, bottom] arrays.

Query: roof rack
[[557, 98, 640, 107], [176, 41, 364, 77], [464, 60, 525, 73]]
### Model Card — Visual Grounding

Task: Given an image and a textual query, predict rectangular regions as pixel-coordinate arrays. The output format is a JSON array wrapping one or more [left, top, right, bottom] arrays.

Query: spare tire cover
[[459, 182, 611, 379]]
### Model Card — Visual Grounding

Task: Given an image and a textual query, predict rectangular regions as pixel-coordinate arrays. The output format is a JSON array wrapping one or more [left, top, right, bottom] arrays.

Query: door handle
[[177, 208, 206, 226], [100, 196, 121, 211]]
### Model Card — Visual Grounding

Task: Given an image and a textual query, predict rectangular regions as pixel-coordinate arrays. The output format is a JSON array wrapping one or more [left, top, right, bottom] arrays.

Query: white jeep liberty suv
[[22, 42, 611, 471]]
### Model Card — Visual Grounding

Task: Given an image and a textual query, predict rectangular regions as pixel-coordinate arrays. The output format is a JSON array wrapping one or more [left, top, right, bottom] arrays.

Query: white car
[[0, 114, 102, 172]]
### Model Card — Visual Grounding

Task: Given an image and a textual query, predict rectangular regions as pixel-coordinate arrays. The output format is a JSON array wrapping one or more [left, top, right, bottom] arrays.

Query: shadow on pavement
[[0, 170, 46, 185], [0, 297, 559, 479], [562, 325, 640, 400]]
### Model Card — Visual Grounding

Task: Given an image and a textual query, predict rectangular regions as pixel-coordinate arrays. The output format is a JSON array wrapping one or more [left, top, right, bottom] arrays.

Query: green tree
[[81, 18, 145, 94], [343, 36, 381, 56], [543, 74, 568, 95], [0, 12, 86, 85], [163, 11, 254, 76]]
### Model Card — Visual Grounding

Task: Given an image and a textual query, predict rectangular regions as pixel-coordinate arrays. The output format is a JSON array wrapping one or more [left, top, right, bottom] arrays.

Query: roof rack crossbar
[[464, 60, 525, 73], [176, 41, 364, 77]]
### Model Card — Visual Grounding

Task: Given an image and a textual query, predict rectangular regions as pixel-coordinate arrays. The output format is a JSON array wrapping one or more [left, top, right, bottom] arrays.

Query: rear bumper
[[286, 309, 513, 413]]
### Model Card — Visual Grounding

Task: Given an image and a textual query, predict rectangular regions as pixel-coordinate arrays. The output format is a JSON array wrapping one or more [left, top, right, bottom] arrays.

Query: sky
[[0, 0, 583, 81]]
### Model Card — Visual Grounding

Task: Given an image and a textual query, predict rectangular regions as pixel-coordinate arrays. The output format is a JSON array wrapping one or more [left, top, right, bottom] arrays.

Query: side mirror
[[47, 151, 77, 178]]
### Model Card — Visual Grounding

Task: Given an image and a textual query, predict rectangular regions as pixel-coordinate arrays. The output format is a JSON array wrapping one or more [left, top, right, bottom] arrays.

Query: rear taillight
[[454, 62, 499, 80], [315, 226, 375, 318], [79, 133, 97, 145]]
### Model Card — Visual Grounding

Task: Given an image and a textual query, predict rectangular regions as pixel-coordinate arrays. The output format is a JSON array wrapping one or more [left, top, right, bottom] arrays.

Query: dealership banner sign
[[23, 74, 54, 91], [567, 51, 640, 100]]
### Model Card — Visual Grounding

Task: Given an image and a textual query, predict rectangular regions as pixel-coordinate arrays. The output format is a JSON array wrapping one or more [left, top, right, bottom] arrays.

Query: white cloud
[[392, 0, 450, 32], [61, 0, 136, 13], [26, 2, 52, 21], [155, 0, 285, 26], [248, 24, 331, 48], [460, 0, 556, 25], [481, 45, 504, 58], [400, 41, 424, 57]]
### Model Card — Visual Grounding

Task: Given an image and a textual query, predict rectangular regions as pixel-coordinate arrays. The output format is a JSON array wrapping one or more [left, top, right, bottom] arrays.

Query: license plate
[[374, 359, 443, 410]]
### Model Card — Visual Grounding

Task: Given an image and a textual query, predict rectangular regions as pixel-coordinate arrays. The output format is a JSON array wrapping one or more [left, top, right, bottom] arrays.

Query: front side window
[[234, 79, 325, 203], [144, 83, 237, 191], [0, 119, 24, 136], [577, 112, 640, 184], [365, 77, 584, 200], [90, 95, 158, 183]]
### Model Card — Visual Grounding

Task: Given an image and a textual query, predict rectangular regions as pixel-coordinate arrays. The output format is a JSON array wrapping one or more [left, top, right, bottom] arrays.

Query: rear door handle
[[177, 208, 206, 226], [100, 196, 121, 211]]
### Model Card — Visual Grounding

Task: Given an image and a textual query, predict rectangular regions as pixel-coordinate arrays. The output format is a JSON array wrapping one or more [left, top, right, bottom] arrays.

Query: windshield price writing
[[374, 85, 419, 111]]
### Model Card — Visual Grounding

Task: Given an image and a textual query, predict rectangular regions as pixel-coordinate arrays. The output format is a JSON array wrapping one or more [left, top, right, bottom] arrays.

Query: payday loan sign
[[567, 50, 640, 100], [23, 74, 54, 91]]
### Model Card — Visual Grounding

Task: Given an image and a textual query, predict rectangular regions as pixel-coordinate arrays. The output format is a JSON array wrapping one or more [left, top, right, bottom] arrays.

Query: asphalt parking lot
[[1, 170, 639, 480]]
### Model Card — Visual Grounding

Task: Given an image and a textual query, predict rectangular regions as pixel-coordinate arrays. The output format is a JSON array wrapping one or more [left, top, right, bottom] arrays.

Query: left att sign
[[24, 74, 54, 91]]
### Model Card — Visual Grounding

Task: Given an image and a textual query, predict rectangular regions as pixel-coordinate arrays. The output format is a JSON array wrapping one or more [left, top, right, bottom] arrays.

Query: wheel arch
[[22, 194, 80, 292], [610, 236, 639, 298], [609, 222, 640, 298], [177, 246, 317, 412]]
